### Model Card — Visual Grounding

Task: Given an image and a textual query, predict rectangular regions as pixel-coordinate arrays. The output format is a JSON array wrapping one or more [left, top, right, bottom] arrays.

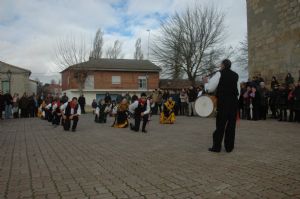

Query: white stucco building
[[0, 61, 34, 95]]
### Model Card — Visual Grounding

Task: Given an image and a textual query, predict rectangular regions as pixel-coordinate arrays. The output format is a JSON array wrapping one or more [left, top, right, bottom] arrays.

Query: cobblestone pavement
[[0, 115, 299, 199]]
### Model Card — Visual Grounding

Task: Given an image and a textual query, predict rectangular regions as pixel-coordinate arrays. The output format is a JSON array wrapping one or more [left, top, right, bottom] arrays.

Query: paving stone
[[0, 115, 299, 199]]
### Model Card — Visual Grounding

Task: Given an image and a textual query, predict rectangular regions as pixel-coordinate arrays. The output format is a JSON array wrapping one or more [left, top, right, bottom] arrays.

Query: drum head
[[195, 96, 214, 117]]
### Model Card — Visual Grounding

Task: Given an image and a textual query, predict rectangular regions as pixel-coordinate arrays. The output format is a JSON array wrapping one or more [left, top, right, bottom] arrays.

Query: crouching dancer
[[61, 97, 81, 132], [129, 93, 150, 133], [95, 99, 111, 123], [52, 97, 62, 126]]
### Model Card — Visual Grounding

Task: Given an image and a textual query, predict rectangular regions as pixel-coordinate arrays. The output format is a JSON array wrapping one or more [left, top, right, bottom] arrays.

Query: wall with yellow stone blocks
[[247, 0, 300, 83]]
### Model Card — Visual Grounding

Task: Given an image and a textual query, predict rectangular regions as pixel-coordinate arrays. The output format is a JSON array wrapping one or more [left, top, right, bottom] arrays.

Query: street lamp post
[[147, 29, 151, 60], [6, 70, 12, 94]]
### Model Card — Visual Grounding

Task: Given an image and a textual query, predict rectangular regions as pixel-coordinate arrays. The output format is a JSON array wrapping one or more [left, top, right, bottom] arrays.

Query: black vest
[[134, 102, 147, 118], [65, 102, 79, 116], [216, 68, 239, 102]]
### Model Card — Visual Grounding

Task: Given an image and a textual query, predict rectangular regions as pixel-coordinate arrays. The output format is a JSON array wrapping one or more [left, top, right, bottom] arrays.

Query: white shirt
[[61, 102, 81, 115], [204, 71, 240, 98], [129, 99, 151, 115], [45, 103, 52, 109]]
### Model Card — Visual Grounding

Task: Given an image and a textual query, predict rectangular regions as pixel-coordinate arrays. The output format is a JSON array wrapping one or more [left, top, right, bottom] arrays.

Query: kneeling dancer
[[62, 97, 81, 132], [52, 97, 62, 126], [95, 99, 111, 123], [113, 98, 129, 128], [129, 93, 150, 133], [160, 97, 176, 124]]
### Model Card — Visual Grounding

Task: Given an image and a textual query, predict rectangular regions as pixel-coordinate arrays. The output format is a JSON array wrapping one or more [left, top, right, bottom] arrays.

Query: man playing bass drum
[[204, 59, 240, 153]]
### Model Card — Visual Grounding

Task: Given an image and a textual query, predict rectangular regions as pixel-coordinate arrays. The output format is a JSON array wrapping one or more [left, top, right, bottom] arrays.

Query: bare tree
[[152, 5, 226, 84], [134, 38, 144, 60], [90, 28, 104, 59], [201, 46, 235, 76], [54, 35, 89, 70], [235, 37, 248, 71], [105, 40, 123, 59], [54, 34, 89, 94]]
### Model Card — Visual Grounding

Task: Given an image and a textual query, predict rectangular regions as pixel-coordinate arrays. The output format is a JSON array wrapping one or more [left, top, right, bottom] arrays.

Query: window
[[1, 81, 9, 93], [112, 76, 121, 84], [84, 75, 95, 89], [138, 76, 147, 90]]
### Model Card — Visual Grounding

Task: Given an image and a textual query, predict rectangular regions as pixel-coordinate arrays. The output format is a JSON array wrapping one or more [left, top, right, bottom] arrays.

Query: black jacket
[[19, 96, 29, 109], [78, 96, 86, 106], [250, 91, 261, 108], [277, 89, 288, 106], [4, 93, 13, 105], [293, 86, 300, 110], [0, 94, 4, 110], [187, 89, 197, 102]]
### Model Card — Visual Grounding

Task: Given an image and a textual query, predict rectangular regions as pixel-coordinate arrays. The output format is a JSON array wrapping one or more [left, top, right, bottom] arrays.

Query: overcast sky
[[0, 0, 247, 83]]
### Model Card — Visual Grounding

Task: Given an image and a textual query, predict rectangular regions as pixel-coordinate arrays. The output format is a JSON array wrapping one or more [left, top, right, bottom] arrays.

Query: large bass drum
[[195, 95, 217, 117]]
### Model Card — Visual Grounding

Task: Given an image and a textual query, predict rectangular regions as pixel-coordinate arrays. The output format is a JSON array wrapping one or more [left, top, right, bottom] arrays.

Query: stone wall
[[247, 0, 300, 83]]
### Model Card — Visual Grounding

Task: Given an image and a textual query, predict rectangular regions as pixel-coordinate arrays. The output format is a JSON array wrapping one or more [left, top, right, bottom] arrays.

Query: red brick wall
[[61, 70, 159, 90], [61, 71, 69, 91], [61, 70, 80, 90]]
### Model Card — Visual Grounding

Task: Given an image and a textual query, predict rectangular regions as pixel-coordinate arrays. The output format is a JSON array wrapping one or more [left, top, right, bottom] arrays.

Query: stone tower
[[246, 0, 300, 83]]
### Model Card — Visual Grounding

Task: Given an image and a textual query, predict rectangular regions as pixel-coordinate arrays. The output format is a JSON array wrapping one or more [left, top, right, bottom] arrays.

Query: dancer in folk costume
[[113, 98, 129, 128], [51, 97, 62, 126], [160, 97, 176, 124], [129, 93, 151, 133], [95, 99, 111, 123], [38, 100, 46, 119], [61, 97, 81, 132]]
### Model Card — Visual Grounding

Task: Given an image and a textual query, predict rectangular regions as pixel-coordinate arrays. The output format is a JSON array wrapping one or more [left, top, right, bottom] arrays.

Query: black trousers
[[242, 107, 251, 120], [260, 105, 267, 120], [252, 106, 260, 121], [278, 107, 287, 121], [151, 103, 158, 115], [47, 111, 53, 122], [294, 110, 300, 122], [212, 101, 237, 152], [270, 105, 278, 118], [52, 112, 61, 125], [29, 108, 35, 118], [63, 116, 79, 131], [80, 104, 85, 114], [21, 109, 28, 118], [131, 115, 148, 132], [157, 103, 162, 114]]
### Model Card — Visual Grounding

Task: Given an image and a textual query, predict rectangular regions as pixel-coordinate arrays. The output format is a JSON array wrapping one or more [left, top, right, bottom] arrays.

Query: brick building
[[61, 59, 161, 104], [41, 83, 62, 96], [159, 79, 203, 90], [247, 0, 300, 83]]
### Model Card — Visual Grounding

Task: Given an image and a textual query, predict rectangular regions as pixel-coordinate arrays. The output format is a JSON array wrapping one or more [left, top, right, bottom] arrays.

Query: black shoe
[[208, 148, 220, 153], [225, 149, 233, 153], [72, 129, 76, 132], [142, 130, 147, 133]]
